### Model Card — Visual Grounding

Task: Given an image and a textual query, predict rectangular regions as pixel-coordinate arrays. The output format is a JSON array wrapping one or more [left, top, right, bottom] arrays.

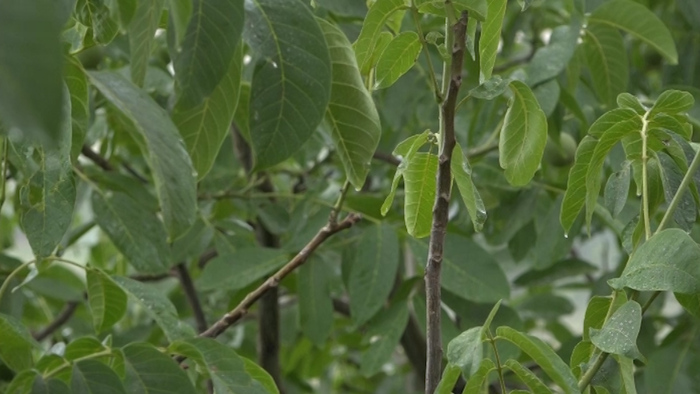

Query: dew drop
[[564, 233, 569, 239]]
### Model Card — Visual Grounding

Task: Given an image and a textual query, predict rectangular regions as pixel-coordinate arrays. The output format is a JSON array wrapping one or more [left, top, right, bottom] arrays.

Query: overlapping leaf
[[381, 130, 430, 215], [197, 247, 288, 291], [353, 0, 408, 74], [589, 301, 644, 360], [71, 359, 126, 394], [479, 0, 507, 81], [452, 143, 487, 231], [403, 152, 438, 238], [298, 255, 334, 346], [374, 32, 422, 90], [360, 301, 409, 376], [583, 23, 629, 106], [526, 21, 582, 86], [86, 269, 127, 333], [0, 314, 37, 372], [65, 57, 89, 162], [128, 0, 165, 86], [122, 343, 197, 394], [76, 0, 120, 45]]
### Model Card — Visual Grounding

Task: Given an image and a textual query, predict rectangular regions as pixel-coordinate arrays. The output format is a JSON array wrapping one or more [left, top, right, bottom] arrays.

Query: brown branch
[[197, 248, 218, 269], [425, 11, 468, 393], [81, 145, 114, 171], [198, 213, 361, 339], [174, 263, 208, 333], [373, 151, 401, 166], [33, 301, 79, 341]]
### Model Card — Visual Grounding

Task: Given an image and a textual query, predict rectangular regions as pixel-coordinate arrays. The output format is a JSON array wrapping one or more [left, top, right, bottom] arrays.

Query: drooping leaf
[[348, 223, 400, 326], [374, 31, 422, 90], [242, 357, 279, 394], [381, 130, 430, 215], [112, 277, 197, 341], [174, 0, 243, 108], [589, 0, 678, 64], [86, 269, 127, 333], [91, 190, 172, 274], [526, 20, 582, 86], [170, 338, 274, 393], [435, 364, 461, 394], [71, 359, 126, 394], [479, 0, 507, 81], [88, 71, 197, 239], [609, 229, 700, 293], [452, 143, 487, 232], [583, 23, 629, 106], [403, 152, 438, 238], [0, 0, 64, 144], [446, 326, 483, 378], [0, 313, 37, 371], [318, 19, 381, 189], [649, 90, 695, 117], [604, 162, 631, 218], [65, 57, 89, 162], [298, 255, 334, 346], [613, 355, 638, 394], [76, 0, 120, 45], [196, 248, 288, 291], [589, 301, 644, 360], [122, 343, 197, 394], [462, 359, 496, 393], [359, 301, 409, 377], [499, 80, 548, 186], [496, 326, 579, 394], [504, 359, 553, 394], [245, 0, 332, 169], [128, 0, 165, 87], [173, 47, 243, 179], [353, 0, 409, 74]]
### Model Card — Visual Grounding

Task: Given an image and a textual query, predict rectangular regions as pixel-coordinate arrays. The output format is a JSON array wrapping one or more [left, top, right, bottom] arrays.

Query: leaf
[[88, 71, 197, 239], [196, 247, 288, 291], [452, 143, 487, 232], [122, 343, 197, 394], [348, 223, 399, 326], [532, 196, 576, 269], [650, 90, 695, 117], [609, 229, 700, 293], [298, 255, 334, 346], [496, 326, 579, 394], [65, 337, 108, 361], [112, 277, 196, 341], [242, 357, 280, 394], [403, 152, 438, 238], [560, 136, 598, 233], [169, 338, 273, 393], [658, 152, 696, 231], [173, 47, 243, 179], [86, 269, 127, 333], [435, 364, 461, 394], [479, 0, 507, 81], [374, 31, 422, 89], [31, 375, 72, 394], [514, 258, 596, 286], [245, 0, 332, 169], [91, 190, 172, 274], [65, 57, 89, 162], [589, 0, 678, 64], [583, 293, 627, 341], [76, 0, 120, 44], [469, 76, 509, 100], [415, 0, 487, 20], [583, 23, 629, 106], [674, 292, 700, 319], [167, 0, 192, 49], [504, 359, 553, 394], [71, 359, 126, 394], [462, 358, 496, 393], [617, 93, 646, 114], [0, 0, 64, 144], [128, 0, 165, 86], [359, 301, 409, 377], [15, 86, 75, 259], [589, 301, 644, 360], [380, 130, 430, 215], [5, 370, 39, 394], [604, 163, 631, 218], [526, 20, 582, 86], [446, 327, 483, 378], [613, 355, 638, 394], [0, 313, 37, 371], [318, 19, 381, 190], [353, 0, 408, 74], [644, 334, 699, 394], [499, 80, 548, 186], [174, 0, 243, 108], [519, 293, 575, 320]]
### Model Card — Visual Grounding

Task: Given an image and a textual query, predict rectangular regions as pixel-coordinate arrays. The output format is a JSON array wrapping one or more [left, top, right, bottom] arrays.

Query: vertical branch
[[174, 263, 208, 333], [424, 11, 468, 394]]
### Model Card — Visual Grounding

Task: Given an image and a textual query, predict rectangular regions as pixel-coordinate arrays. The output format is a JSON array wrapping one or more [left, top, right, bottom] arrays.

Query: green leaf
[[173, 47, 243, 179], [446, 326, 483, 378], [359, 301, 409, 377], [167, 0, 192, 49], [526, 21, 582, 86], [589, 301, 644, 360], [415, 0, 487, 20], [91, 190, 172, 274], [128, 0, 164, 86], [31, 375, 72, 394], [196, 247, 288, 291], [381, 130, 430, 215], [348, 223, 399, 326], [403, 152, 438, 238], [452, 143, 487, 232], [86, 269, 127, 333], [532, 195, 576, 269], [353, 0, 408, 74], [76, 0, 120, 45], [117, 0, 137, 27], [658, 152, 696, 232], [479, 0, 507, 81], [374, 31, 422, 89], [499, 80, 548, 186], [560, 135, 597, 233], [174, 0, 243, 108], [5, 370, 38, 394], [644, 334, 699, 394], [496, 326, 579, 394], [0, 313, 37, 371], [72, 359, 126, 394], [14, 87, 75, 259], [65, 57, 89, 162], [583, 23, 629, 106], [242, 357, 280, 394], [583, 293, 627, 341], [462, 358, 496, 393], [113, 277, 196, 341], [674, 292, 700, 319], [589, 0, 678, 64], [122, 343, 197, 394], [604, 162, 631, 218], [617, 93, 646, 115], [298, 255, 334, 346], [650, 90, 695, 117], [435, 364, 461, 394], [170, 338, 274, 393], [65, 337, 108, 361], [318, 19, 381, 190], [245, 0, 332, 169], [613, 355, 638, 394], [608, 229, 700, 293], [519, 293, 574, 320], [514, 258, 596, 286], [0, 0, 64, 144], [88, 71, 197, 239], [469, 76, 509, 100], [504, 359, 553, 394]]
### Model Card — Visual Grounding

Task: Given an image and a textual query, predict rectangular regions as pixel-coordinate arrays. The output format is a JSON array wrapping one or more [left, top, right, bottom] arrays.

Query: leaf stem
[[578, 352, 609, 392], [487, 331, 508, 394], [0, 136, 7, 210], [329, 180, 351, 227], [43, 349, 114, 379], [0, 260, 35, 305], [640, 112, 651, 240]]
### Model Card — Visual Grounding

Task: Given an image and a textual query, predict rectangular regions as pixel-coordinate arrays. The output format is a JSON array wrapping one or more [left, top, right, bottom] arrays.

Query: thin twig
[[81, 145, 114, 171], [174, 263, 208, 333], [33, 301, 79, 341], [424, 11, 468, 393], [373, 151, 401, 166]]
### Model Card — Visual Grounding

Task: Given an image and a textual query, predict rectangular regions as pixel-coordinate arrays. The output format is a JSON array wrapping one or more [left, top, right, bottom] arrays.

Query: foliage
[[1, 0, 700, 393]]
